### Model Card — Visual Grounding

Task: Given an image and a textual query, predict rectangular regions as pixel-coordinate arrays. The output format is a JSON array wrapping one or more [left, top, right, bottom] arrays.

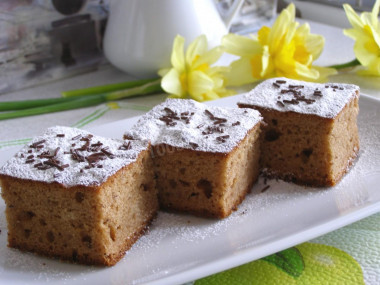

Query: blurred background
[[0, 0, 376, 95]]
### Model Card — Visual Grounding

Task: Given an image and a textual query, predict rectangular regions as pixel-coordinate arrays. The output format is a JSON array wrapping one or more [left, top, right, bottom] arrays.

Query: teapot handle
[[221, 0, 245, 31]]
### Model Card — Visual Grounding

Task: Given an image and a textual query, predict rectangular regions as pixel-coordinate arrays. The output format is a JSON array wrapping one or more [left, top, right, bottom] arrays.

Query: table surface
[[1, 20, 380, 285]]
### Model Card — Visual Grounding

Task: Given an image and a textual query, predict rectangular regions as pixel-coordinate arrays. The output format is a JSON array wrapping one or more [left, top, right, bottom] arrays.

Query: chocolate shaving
[[81, 134, 93, 141], [119, 141, 132, 150], [213, 118, 227, 125], [164, 107, 176, 116], [272, 82, 281, 88], [283, 99, 299, 105], [77, 140, 90, 151], [281, 89, 301, 96], [25, 159, 35, 164], [36, 164, 51, 170], [189, 142, 199, 149], [288, 85, 304, 89], [204, 110, 215, 119], [101, 148, 115, 158], [204, 110, 227, 126], [44, 160, 64, 171], [91, 141, 103, 147], [30, 140, 46, 148], [86, 152, 107, 165], [216, 135, 230, 143], [53, 147, 60, 157], [297, 98, 316, 104], [277, 101, 285, 107], [72, 149, 85, 162], [56, 134, 65, 137], [72, 135, 81, 140], [159, 117, 177, 126], [276, 80, 286, 84], [232, 121, 241, 126], [261, 185, 270, 193], [202, 126, 224, 135]]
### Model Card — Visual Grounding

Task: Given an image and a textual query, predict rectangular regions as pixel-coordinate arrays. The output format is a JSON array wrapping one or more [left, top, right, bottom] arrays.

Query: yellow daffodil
[[222, 3, 336, 85], [158, 35, 234, 101], [343, 0, 380, 76]]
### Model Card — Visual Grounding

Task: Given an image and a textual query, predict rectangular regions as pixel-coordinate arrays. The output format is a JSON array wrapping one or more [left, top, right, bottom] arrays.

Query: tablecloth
[[0, 20, 380, 284]]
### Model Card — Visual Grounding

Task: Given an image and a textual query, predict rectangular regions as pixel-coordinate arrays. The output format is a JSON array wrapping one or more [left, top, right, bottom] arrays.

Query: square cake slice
[[0, 126, 157, 266], [238, 77, 360, 186], [125, 99, 263, 218]]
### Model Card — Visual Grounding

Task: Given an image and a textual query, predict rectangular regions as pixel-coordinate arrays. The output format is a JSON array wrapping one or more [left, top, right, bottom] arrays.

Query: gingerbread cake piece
[[0, 126, 157, 266], [238, 77, 360, 186], [125, 99, 263, 218]]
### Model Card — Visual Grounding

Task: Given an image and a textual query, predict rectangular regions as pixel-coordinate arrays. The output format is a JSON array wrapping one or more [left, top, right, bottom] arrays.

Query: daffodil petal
[[186, 35, 207, 66], [302, 29, 325, 60], [161, 68, 184, 97], [268, 3, 294, 51], [368, 24, 380, 49], [171, 35, 186, 73], [188, 70, 214, 97], [203, 91, 220, 101], [226, 58, 257, 86], [342, 0, 380, 76], [372, 0, 380, 25], [195, 46, 225, 68], [294, 62, 320, 80], [343, 4, 364, 30], [222, 33, 262, 57]]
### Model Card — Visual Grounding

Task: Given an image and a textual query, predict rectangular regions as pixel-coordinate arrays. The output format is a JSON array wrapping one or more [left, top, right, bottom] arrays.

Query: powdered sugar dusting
[[238, 77, 359, 118], [0, 97, 379, 284], [0, 126, 148, 187], [124, 98, 262, 153]]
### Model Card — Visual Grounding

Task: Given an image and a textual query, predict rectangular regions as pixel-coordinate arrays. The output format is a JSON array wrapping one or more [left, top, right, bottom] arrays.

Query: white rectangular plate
[[0, 94, 379, 285]]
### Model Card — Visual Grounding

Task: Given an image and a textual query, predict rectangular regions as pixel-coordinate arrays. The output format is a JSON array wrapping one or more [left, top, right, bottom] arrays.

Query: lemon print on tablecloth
[[195, 242, 364, 284]]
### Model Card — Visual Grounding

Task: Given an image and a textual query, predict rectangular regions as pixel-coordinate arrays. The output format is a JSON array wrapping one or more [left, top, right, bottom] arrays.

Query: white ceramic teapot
[[103, 0, 244, 78]]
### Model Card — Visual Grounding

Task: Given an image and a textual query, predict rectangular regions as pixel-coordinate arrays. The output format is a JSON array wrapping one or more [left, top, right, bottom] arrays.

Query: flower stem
[[328, 58, 360, 70], [0, 97, 80, 111], [61, 78, 159, 98], [0, 79, 163, 121], [0, 95, 106, 121]]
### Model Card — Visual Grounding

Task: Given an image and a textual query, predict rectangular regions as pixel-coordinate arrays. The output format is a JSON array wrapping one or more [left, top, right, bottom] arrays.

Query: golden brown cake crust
[[0, 127, 158, 266], [125, 98, 263, 219], [153, 124, 261, 218], [238, 79, 360, 187]]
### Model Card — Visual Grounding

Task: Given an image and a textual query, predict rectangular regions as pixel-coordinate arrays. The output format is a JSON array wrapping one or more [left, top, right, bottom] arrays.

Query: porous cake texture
[[125, 99, 263, 218], [238, 78, 360, 186], [0, 126, 158, 266]]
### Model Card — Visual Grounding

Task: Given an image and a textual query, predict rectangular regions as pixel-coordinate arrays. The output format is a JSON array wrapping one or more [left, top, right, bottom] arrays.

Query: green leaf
[[328, 58, 360, 70], [0, 79, 163, 120], [261, 247, 305, 278], [61, 77, 159, 98]]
